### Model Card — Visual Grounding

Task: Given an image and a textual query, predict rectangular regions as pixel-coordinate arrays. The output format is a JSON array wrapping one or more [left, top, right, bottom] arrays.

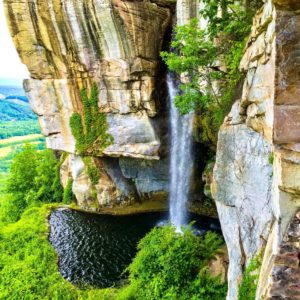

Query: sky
[[0, 0, 29, 86]]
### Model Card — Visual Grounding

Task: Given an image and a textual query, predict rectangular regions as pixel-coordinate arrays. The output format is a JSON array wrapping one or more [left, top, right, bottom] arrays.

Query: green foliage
[[238, 255, 262, 300], [161, 0, 263, 147], [0, 120, 41, 139], [70, 83, 113, 155], [83, 157, 101, 185], [120, 225, 227, 300], [3, 145, 63, 222], [0, 136, 44, 149], [0, 99, 37, 122], [269, 152, 274, 165], [63, 179, 75, 204], [0, 204, 117, 300], [0, 206, 226, 300]]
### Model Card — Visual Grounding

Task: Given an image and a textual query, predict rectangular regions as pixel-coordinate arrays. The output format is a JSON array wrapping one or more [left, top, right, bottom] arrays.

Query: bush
[[120, 225, 227, 300], [4, 145, 63, 222], [161, 0, 263, 148]]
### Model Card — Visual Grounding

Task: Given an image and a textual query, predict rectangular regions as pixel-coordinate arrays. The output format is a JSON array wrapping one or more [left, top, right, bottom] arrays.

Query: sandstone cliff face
[[4, 0, 174, 208], [5, 0, 299, 298], [212, 0, 300, 299]]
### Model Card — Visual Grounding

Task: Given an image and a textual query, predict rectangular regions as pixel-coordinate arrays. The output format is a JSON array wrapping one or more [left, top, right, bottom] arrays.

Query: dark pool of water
[[49, 208, 221, 288]]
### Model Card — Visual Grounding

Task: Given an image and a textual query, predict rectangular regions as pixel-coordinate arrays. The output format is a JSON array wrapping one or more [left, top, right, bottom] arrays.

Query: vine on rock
[[70, 83, 113, 155]]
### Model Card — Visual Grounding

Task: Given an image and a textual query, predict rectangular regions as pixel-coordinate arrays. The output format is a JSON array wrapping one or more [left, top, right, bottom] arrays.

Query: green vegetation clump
[[0, 204, 116, 300], [1, 144, 63, 223], [238, 255, 262, 300], [0, 99, 37, 122], [119, 225, 227, 300], [269, 152, 274, 165], [70, 83, 113, 155], [63, 179, 75, 204], [0, 120, 41, 139], [0, 199, 226, 300], [83, 156, 101, 185], [161, 0, 262, 147], [0, 135, 44, 149]]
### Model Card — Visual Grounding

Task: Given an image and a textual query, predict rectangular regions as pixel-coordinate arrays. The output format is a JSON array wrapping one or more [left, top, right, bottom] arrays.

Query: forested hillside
[[0, 85, 44, 172]]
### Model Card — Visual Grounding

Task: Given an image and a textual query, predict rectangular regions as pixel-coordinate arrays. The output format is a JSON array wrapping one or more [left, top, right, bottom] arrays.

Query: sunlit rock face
[[4, 0, 174, 207], [213, 0, 300, 299]]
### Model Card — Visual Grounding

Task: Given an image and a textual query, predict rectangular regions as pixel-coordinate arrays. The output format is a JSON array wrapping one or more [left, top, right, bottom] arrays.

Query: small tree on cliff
[[161, 0, 263, 146]]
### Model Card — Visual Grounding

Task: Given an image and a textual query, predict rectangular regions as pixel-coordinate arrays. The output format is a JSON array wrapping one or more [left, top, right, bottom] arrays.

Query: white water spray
[[167, 73, 194, 232]]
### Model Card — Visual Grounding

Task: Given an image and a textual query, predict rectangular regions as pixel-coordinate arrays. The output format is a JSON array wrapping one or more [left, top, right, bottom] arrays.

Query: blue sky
[[0, 0, 29, 86]]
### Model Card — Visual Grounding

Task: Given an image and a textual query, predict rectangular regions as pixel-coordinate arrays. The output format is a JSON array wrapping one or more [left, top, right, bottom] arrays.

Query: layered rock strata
[[4, 0, 174, 207], [212, 0, 300, 299]]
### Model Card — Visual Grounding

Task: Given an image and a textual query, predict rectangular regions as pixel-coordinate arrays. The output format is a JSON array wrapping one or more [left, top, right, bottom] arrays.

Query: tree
[[161, 0, 263, 147], [27, 149, 63, 204], [5, 145, 63, 222], [118, 225, 227, 300]]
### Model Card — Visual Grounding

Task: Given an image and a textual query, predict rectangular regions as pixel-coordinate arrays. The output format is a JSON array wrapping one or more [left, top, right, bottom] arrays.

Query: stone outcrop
[[4, 0, 174, 207], [213, 0, 300, 299], [259, 210, 300, 299], [5, 0, 299, 298]]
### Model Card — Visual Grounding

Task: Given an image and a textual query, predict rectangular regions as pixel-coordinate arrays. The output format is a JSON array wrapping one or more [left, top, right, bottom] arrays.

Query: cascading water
[[167, 73, 194, 232]]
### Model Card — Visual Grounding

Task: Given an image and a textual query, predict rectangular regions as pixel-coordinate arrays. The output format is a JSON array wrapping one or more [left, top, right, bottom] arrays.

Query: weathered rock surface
[[213, 0, 300, 299], [267, 210, 300, 299], [4, 0, 174, 207], [212, 124, 273, 300], [213, 2, 276, 298], [207, 245, 229, 283], [5, 0, 174, 157]]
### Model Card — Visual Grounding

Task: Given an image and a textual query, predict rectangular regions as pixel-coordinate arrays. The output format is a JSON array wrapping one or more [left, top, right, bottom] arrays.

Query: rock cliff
[[4, 0, 300, 299], [4, 0, 174, 208], [212, 0, 300, 299]]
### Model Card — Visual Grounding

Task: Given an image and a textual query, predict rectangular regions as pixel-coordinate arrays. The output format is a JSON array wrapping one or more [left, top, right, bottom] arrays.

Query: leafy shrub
[[70, 83, 113, 155], [238, 255, 262, 300], [161, 0, 263, 147], [119, 225, 227, 300], [3, 145, 63, 222], [0, 194, 26, 224]]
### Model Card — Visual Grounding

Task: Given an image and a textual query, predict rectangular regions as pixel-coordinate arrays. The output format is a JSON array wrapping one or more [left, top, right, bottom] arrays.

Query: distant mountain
[[0, 85, 35, 121], [0, 85, 26, 97]]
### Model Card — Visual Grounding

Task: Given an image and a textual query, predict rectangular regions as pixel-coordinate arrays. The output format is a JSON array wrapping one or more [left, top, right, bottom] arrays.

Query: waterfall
[[167, 73, 194, 232]]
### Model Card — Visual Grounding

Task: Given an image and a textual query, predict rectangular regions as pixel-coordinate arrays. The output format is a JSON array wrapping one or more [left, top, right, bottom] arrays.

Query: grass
[[0, 203, 117, 300]]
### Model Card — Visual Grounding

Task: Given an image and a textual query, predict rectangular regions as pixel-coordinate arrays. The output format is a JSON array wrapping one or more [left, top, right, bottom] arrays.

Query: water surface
[[49, 208, 220, 288]]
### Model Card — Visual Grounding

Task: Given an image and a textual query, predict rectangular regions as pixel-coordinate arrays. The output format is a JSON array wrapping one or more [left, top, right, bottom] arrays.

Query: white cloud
[[0, 0, 30, 80]]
